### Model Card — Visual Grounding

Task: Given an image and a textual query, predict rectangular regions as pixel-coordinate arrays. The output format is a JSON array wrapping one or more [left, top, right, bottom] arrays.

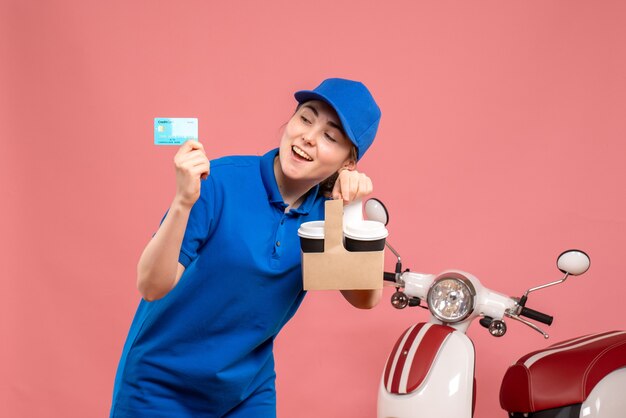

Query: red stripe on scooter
[[383, 326, 413, 389], [406, 325, 455, 393], [391, 323, 426, 393]]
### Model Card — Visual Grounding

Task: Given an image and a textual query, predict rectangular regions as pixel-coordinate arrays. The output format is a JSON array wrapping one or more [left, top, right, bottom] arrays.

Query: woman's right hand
[[173, 140, 210, 208]]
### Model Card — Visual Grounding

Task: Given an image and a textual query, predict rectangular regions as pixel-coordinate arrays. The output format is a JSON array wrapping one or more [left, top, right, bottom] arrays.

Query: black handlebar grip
[[520, 307, 554, 326], [383, 272, 397, 282]]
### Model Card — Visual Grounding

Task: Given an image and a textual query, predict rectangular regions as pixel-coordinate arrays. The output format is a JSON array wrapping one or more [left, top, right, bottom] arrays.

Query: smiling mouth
[[292, 145, 313, 161]]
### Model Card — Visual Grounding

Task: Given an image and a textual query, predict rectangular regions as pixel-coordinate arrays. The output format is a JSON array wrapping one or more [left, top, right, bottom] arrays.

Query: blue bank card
[[154, 118, 198, 145]]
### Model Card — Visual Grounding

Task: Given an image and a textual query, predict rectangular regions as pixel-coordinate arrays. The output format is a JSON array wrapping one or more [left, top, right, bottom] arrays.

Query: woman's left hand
[[331, 169, 373, 203]]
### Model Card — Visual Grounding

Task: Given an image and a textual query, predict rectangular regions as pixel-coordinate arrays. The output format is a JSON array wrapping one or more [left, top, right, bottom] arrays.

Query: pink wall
[[2, 1, 625, 417]]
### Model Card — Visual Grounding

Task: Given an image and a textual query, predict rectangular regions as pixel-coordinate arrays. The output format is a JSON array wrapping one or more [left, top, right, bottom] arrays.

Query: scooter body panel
[[377, 325, 475, 418], [579, 368, 626, 418]]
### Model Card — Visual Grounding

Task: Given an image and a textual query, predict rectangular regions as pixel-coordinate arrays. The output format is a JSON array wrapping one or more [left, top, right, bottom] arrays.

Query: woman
[[110, 78, 382, 417]]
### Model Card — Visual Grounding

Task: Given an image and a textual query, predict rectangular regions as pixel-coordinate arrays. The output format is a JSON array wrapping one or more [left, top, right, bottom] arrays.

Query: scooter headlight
[[427, 274, 476, 323]]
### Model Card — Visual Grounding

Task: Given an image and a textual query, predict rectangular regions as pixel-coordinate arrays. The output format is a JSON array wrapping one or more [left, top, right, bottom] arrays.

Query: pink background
[[1, 1, 625, 417]]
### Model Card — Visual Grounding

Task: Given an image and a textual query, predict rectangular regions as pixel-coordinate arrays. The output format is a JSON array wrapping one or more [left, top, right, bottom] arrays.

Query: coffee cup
[[297, 221, 325, 253], [343, 220, 388, 252]]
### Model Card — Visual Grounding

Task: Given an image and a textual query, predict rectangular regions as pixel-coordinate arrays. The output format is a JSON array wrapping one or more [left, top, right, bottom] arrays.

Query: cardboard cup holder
[[299, 199, 385, 290]]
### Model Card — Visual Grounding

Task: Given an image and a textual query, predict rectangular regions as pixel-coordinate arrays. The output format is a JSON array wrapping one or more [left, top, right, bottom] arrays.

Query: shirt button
[[276, 241, 281, 247]]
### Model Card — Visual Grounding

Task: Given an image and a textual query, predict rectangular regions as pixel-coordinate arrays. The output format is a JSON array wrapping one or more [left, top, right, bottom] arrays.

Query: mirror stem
[[385, 241, 402, 273], [523, 273, 570, 299]]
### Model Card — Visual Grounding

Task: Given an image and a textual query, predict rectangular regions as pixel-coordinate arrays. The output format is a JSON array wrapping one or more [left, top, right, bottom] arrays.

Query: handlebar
[[384, 270, 555, 330], [519, 307, 553, 326]]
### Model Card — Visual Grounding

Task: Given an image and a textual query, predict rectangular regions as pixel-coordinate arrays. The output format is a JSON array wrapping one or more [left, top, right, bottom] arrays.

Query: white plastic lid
[[343, 220, 388, 241], [297, 221, 325, 239]]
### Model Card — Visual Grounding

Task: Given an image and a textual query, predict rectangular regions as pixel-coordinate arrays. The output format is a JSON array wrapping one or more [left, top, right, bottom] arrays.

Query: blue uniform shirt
[[110, 149, 326, 417]]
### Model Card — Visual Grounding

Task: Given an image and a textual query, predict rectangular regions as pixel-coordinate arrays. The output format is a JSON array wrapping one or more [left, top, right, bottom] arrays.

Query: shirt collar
[[260, 148, 320, 215]]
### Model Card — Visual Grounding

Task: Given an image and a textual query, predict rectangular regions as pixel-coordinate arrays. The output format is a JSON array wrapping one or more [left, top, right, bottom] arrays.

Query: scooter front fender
[[377, 323, 475, 418]]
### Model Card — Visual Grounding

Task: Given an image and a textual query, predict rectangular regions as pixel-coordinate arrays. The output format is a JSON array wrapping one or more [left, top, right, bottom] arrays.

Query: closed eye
[[324, 133, 337, 142], [300, 115, 311, 124]]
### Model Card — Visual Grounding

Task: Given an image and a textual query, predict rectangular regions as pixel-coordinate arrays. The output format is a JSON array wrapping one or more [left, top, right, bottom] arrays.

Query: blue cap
[[294, 78, 381, 160]]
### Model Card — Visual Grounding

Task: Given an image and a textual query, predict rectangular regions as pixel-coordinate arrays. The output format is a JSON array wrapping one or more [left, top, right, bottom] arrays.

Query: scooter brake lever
[[504, 311, 549, 339]]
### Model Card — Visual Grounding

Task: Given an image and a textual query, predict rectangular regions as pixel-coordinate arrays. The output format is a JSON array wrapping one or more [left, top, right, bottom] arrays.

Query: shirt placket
[[270, 212, 289, 268]]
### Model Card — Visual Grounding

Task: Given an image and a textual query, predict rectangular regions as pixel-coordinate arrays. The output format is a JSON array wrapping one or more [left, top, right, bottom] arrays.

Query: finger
[[175, 147, 199, 165], [331, 174, 342, 200], [189, 160, 210, 178], [348, 173, 359, 201], [184, 139, 204, 151], [185, 148, 206, 160], [193, 140, 206, 154], [178, 139, 197, 154], [186, 162, 208, 175], [196, 163, 210, 180], [177, 150, 208, 165], [356, 174, 373, 199], [184, 152, 209, 166], [366, 176, 374, 195], [190, 158, 209, 168], [339, 171, 354, 202], [177, 140, 205, 157], [356, 174, 368, 199], [200, 162, 210, 180]]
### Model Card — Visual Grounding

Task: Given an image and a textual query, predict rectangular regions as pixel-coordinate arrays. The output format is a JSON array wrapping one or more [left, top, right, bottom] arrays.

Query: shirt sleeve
[[157, 175, 218, 268]]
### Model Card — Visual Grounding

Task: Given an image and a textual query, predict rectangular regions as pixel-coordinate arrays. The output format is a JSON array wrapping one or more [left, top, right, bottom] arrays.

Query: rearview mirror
[[364, 198, 389, 226], [557, 250, 590, 276]]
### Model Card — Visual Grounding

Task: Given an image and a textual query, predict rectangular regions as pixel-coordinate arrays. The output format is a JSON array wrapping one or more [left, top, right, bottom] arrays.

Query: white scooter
[[362, 199, 626, 418]]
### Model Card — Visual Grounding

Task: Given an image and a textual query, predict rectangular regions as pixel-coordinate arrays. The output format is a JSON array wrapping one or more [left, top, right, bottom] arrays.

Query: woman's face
[[278, 100, 355, 185]]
